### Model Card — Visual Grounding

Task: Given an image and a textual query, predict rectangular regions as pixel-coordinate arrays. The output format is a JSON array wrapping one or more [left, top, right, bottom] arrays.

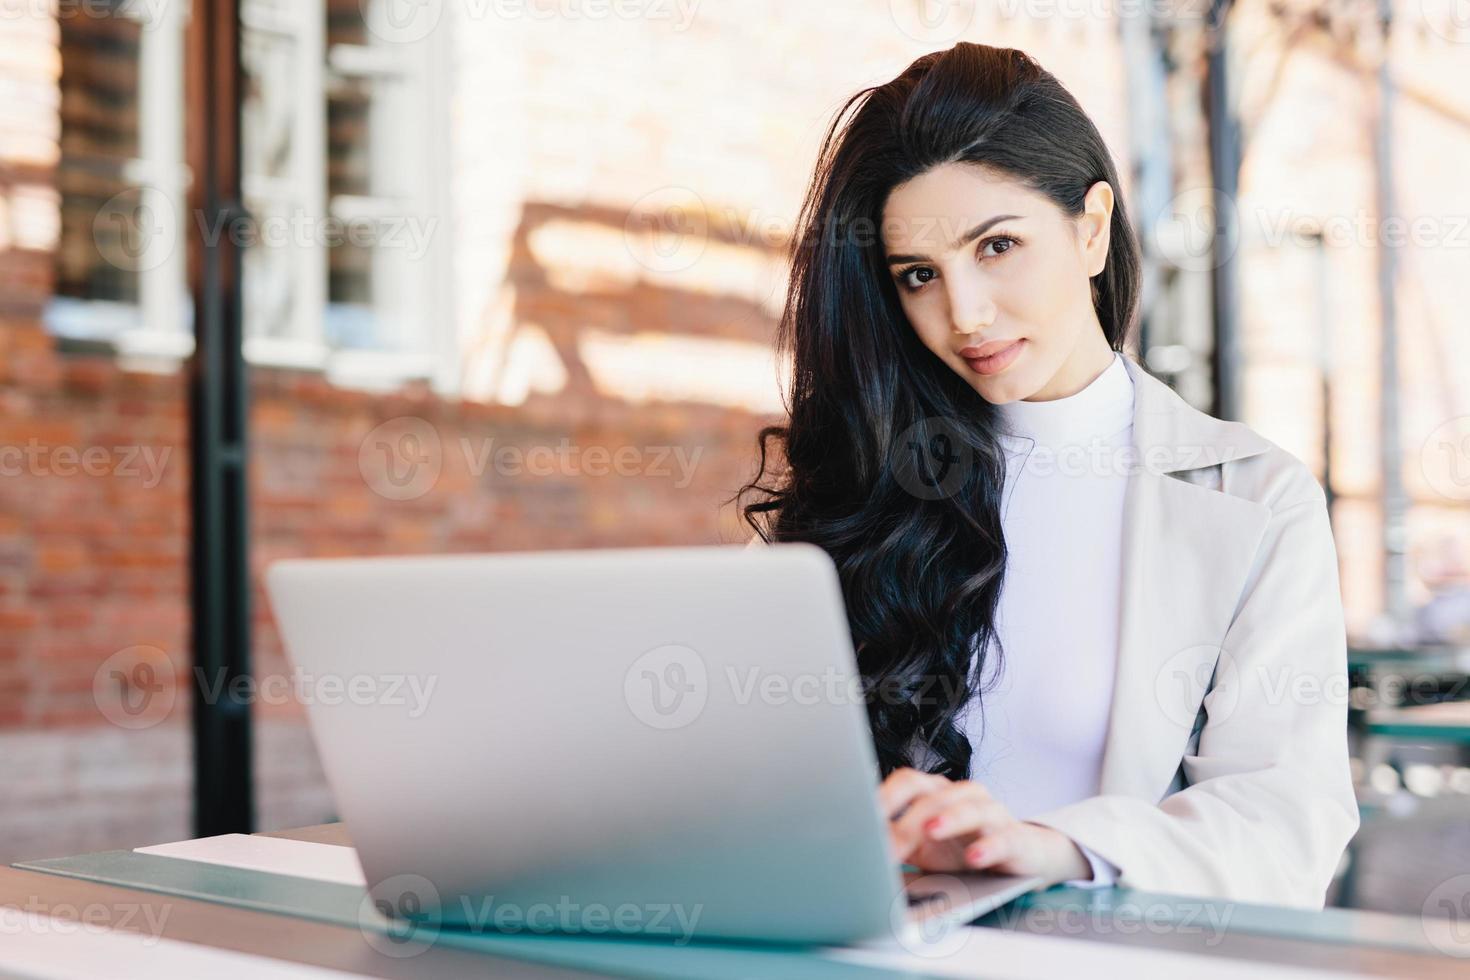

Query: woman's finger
[[964, 827, 1018, 871], [921, 796, 1012, 843], [889, 781, 995, 857], [877, 767, 949, 820]]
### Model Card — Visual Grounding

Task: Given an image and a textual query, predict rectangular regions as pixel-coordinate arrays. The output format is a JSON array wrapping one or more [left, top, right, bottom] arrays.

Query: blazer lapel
[[1096, 358, 1274, 799]]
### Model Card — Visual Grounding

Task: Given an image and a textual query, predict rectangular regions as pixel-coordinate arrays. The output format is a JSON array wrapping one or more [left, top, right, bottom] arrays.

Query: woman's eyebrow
[[885, 214, 1024, 265]]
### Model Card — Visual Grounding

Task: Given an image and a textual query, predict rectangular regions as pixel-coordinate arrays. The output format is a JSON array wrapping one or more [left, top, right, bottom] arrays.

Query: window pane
[[326, 70, 372, 199], [240, 2, 311, 352], [241, 198, 299, 342], [327, 0, 417, 353], [54, 12, 142, 308], [241, 21, 298, 187], [327, 0, 372, 196]]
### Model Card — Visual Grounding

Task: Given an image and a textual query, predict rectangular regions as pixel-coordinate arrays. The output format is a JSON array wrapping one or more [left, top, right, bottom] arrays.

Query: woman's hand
[[879, 767, 1091, 887]]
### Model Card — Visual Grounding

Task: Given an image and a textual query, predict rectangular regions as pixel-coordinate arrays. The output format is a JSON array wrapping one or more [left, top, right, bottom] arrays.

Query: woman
[[739, 42, 1357, 909]]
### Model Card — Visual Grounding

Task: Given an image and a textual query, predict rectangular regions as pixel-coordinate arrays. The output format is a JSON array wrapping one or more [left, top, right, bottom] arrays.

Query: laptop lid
[[266, 543, 906, 945]]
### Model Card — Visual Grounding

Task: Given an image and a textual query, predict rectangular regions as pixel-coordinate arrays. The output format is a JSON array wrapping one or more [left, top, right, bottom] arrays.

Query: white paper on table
[[0, 910, 369, 980], [134, 833, 367, 887]]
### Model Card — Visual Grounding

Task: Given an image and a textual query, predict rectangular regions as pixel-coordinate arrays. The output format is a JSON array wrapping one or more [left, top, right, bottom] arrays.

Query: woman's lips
[[961, 339, 1025, 376]]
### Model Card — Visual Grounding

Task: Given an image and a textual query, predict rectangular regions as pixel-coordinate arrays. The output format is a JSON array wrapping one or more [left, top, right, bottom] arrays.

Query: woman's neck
[[998, 349, 1132, 449], [1023, 332, 1116, 402]]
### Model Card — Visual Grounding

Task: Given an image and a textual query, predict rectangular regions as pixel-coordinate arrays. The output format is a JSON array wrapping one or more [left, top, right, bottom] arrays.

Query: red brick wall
[[0, 6, 782, 859], [1, 193, 776, 840], [0, 280, 773, 859]]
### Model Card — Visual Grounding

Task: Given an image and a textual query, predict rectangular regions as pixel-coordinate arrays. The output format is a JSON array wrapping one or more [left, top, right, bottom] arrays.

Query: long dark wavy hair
[[736, 42, 1142, 780]]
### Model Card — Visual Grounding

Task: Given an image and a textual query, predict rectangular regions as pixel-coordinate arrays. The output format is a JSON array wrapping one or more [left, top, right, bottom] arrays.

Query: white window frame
[[239, 0, 327, 369], [44, 0, 192, 368], [47, 0, 456, 395], [238, 0, 453, 391]]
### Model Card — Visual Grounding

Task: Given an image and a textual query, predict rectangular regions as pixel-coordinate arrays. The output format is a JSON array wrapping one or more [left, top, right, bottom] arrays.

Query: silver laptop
[[266, 543, 1042, 947]]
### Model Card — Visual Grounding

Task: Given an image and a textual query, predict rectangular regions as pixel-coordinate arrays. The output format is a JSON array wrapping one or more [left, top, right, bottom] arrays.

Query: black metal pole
[[187, 0, 253, 836]]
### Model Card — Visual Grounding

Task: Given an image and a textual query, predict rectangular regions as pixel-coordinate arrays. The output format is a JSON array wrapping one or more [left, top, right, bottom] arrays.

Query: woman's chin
[[967, 369, 1039, 405]]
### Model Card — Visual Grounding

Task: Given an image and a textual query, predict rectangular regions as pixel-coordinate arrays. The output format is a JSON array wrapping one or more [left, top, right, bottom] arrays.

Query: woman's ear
[[1081, 180, 1114, 278]]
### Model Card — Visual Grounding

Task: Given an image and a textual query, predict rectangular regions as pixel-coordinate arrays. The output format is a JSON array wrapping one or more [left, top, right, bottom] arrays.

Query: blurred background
[[1, 0, 1468, 918]]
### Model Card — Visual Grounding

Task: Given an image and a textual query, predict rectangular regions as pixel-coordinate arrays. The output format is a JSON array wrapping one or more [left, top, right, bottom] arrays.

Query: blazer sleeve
[[1025, 468, 1360, 908]]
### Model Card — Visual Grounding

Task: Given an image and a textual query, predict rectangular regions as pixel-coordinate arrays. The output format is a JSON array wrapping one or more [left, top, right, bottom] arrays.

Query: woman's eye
[[899, 267, 936, 291], [897, 237, 1018, 292], [981, 236, 1017, 258]]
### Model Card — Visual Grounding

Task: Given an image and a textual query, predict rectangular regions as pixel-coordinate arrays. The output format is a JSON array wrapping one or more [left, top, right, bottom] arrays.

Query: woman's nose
[[945, 276, 996, 335]]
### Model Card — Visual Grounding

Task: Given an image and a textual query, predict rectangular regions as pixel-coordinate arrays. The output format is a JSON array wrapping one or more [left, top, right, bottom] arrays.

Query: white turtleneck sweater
[[964, 350, 1133, 887]]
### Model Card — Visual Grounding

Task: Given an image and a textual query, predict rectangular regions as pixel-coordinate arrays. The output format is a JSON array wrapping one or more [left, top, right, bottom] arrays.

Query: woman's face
[[880, 162, 1116, 403]]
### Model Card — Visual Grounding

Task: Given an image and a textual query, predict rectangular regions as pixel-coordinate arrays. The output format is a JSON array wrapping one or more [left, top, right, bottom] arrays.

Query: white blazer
[[746, 353, 1360, 909]]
